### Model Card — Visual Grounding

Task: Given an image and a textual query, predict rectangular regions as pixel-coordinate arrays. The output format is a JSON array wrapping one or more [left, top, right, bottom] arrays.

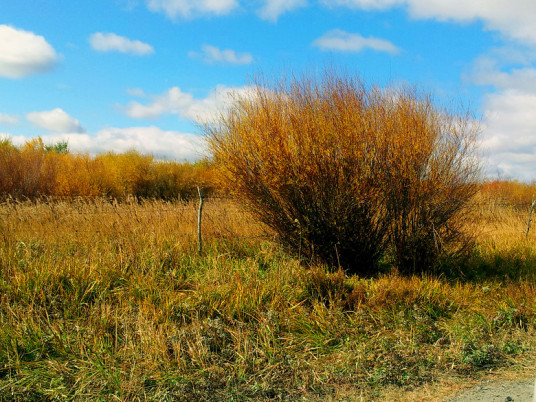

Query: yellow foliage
[[206, 71, 480, 275], [480, 180, 536, 206], [0, 137, 216, 200]]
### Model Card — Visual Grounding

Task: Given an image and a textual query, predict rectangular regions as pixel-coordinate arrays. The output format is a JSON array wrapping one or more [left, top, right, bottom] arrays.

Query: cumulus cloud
[[89, 33, 154, 55], [479, 89, 536, 180], [0, 113, 19, 125], [467, 50, 536, 93], [0, 25, 58, 78], [122, 85, 255, 123], [146, 0, 238, 19], [188, 44, 253, 64], [27, 108, 85, 133], [257, 0, 307, 22], [37, 127, 205, 160], [123, 87, 194, 119], [467, 49, 536, 180], [321, 0, 536, 44], [313, 29, 399, 54], [0, 134, 26, 147]]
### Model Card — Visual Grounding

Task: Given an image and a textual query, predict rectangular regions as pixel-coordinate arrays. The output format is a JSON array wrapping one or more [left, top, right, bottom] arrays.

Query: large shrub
[[206, 72, 480, 275]]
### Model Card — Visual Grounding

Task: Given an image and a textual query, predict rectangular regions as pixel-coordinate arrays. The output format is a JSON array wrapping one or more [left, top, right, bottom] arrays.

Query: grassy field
[[1, 196, 535, 400]]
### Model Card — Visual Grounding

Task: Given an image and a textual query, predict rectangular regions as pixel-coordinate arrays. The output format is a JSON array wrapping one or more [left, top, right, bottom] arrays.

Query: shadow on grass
[[439, 247, 536, 283]]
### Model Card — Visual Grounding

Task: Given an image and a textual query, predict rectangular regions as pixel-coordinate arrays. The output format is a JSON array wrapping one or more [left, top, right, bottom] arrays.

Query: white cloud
[[117, 0, 141, 11], [27, 108, 85, 133], [122, 85, 255, 123], [0, 134, 25, 147], [257, 0, 307, 22], [475, 66, 536, 94], [468, 52, 536, 93], [126, 88, 146, 97], [321, 0, 536, 44], [0, 113, 19, 125], [188, 44, 253, 64], [38, 127, 205, 160], [0, 25, 58, 78], [89, 33, 154, 55], [313, 29, 399, 54], [320, 0, 400, 10], [465, 48, 536, 180], [468, 59, 536, 179], [480, 90, 536, 180], [123, 87, 194, 119], [146, 0, 238, 19]]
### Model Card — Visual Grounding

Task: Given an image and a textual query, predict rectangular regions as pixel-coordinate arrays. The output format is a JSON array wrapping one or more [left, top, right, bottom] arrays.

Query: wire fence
[[1, 195, 534, 245], [1, 196, 534, 213], [0, 196, 238, 215]]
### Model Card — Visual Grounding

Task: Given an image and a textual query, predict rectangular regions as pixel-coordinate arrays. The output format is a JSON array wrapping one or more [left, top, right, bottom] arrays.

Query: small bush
[[206, 71, 479, 275]]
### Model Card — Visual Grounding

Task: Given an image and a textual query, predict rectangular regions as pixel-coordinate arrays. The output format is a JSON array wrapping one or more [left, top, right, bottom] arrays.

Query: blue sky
[[1, 0, 535, 180]]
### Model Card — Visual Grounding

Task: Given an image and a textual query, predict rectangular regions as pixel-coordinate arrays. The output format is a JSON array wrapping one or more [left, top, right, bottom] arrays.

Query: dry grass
[[0, 196, 535, 400], [0, 197, 265, 246], [474, 196, 536, 246]]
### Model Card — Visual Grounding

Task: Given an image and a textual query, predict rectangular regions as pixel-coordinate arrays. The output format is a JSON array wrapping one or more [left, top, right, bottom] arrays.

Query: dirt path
[[331, 363, 536, 401], [449, 379, 535, 401], [376, 364, 536, 401]]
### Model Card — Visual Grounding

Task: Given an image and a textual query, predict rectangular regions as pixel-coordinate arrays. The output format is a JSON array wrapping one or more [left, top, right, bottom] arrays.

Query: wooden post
[[526, 195, 535, 238], [197, 186, 204, 255]]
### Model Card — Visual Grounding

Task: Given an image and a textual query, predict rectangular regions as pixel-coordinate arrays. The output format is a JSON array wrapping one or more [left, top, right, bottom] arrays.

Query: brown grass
[[0, 196, 535, 400]]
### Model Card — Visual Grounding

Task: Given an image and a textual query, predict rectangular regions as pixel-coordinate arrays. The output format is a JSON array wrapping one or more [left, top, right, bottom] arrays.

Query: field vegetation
[[0, 137, 216, 201], [1, 72, 536, 400], [0, 191, 535, 400]]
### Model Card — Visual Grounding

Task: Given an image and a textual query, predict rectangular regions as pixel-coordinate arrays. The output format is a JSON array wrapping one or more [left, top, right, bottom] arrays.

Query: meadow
[[1, 192, 536, 400]]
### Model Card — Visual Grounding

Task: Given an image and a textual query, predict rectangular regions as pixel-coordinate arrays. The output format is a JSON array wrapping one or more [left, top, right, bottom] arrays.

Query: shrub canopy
[[206, 72, 480, 275]]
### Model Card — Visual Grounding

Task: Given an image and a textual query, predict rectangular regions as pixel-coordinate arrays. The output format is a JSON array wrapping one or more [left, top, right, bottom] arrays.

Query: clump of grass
[[0, 198, 535, 400]]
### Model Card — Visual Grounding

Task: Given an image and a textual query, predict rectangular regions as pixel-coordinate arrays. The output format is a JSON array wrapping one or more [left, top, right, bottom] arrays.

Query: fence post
[[526, 195, 535, 238], [197, 186, 204, 255]]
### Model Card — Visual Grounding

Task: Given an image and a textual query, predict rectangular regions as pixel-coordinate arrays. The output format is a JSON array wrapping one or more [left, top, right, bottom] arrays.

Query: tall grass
[[1, 196, 535, 400]]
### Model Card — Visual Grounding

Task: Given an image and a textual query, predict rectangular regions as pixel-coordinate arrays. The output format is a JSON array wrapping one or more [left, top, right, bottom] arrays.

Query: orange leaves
[[480, 180, 536, 206], [53, 153, 100, 197], [206, 70, 480, 275], [0, 138, 217, 200]]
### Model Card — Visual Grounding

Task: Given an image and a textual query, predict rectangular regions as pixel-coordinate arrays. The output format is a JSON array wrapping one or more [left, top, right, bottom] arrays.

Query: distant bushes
[[0, 137, 216, 201], [480, 179, 536, 206], [206, 72, 480, 275]]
